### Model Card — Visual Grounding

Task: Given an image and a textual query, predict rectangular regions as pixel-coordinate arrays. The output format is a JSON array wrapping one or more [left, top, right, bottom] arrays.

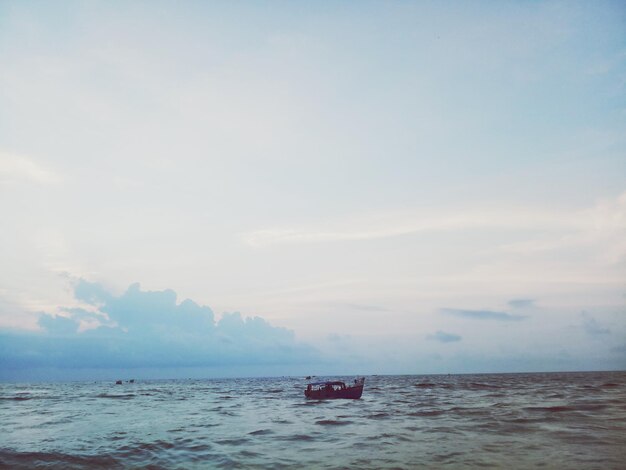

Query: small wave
[[238, 450, 262, 457], [248, 429, 273, 436], [366, 432, 399, 440], [215, 437, 250, 446], [424, 426, 463, 435], [315, 419, 353, 426], [191, 423, 220, 429], [281, 434, 314, 441], [408, 410, 445, 417], [511, 417, 543, 424], [448, 406, 488, 416], [415, 383, 454, 389], [468, 382, 501, 390], [187, 443, 212, 452], [525, 405, 575, 412], [0, 450, 117, 468], [120, 440, 176, 452], [575, 403, 607, 412], [0, 396, 32, 401], [490, 402, 509, 408], [602, 383, 619, 388], [293, 400, 326, 406], [96, 393, 136, 399]]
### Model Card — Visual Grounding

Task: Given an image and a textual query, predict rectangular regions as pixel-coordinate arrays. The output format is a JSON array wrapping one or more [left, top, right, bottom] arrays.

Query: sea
[[1, 371, 625, 469]]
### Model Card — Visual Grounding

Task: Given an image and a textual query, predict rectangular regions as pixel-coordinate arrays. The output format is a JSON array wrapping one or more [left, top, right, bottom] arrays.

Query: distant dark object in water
[[305, 376, 311, 380], [115, 380, 122, 385], [129, 379, 135, 383], [305, 377, 365, 399]]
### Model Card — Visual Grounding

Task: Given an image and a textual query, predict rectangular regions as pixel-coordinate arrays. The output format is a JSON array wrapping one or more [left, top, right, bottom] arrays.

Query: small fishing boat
[[305, 377, 365, 399]]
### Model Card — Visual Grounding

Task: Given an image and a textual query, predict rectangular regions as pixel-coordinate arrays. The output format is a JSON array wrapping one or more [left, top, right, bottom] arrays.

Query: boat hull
[[305, 386, 363, 399]]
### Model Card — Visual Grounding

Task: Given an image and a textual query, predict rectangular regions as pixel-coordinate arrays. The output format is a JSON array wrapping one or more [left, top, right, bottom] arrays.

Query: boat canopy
[[308, 381, 346, 386]]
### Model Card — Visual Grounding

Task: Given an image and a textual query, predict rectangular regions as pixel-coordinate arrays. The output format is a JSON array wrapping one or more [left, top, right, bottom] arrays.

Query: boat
[[305, 377, 365, 399]]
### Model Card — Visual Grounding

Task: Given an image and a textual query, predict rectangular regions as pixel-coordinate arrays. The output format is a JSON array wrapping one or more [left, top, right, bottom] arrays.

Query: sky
[[1, 0, 625, 380]]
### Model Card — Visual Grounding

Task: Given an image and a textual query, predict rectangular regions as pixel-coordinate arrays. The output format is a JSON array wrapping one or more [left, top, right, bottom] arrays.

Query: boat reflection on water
[[305, 377, 365, 399]]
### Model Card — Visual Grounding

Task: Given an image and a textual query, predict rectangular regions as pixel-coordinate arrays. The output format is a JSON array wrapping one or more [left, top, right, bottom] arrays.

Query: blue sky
[[1, 1, 625, 380]]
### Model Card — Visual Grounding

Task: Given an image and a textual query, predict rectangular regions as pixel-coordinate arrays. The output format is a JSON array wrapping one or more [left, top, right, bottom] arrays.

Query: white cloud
[[240, 226, 415, 247], [0, 152, 62, 185], [496, 192, 626, 262]]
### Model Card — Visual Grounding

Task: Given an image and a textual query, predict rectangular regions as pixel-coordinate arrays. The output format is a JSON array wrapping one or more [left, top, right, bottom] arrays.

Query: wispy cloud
[[342, 303, 392, 313], [427, 330, 462, 343], [610, 344, 626, 354], [442, 308, 527, 321], [508, 299, 535, 309], [327, 333, 351, 342], [240, 227, 416, 247], [241, 194, 626, 248], [0, 152, 62, 185], [581, 312, 611, 336]]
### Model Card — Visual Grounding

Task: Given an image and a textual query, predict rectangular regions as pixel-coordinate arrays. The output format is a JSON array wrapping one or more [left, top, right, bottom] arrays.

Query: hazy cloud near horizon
[[508, 299, 535, 309], [581, 312, 611, 337], [427, 331, 462, 343], [441, 308, 527, 322]]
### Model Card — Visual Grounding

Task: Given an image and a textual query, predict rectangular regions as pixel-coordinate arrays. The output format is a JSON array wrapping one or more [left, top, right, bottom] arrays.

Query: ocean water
[[1, 371, 625, 469]]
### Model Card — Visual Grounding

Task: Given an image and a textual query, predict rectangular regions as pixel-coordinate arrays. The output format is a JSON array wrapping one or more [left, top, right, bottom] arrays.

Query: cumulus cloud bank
[[0, 281, 318, 378]]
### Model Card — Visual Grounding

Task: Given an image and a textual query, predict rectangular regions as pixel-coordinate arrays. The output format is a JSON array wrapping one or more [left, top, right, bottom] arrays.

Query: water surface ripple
[[1, 372, 625, 468]]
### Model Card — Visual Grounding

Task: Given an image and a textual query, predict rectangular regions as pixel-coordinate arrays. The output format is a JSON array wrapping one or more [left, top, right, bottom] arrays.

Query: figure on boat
[[305, 377, 365, 399]]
